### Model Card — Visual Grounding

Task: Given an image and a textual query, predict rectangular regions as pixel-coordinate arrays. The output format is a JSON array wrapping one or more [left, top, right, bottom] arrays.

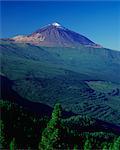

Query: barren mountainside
[[11, 22, 101, 48]]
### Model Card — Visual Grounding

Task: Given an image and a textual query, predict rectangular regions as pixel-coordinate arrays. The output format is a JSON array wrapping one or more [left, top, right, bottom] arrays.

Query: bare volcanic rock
[[11, 22, 101, 48]]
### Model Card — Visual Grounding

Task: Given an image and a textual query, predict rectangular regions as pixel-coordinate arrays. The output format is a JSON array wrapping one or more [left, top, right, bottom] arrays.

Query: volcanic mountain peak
[[11, 23, 102, 48]]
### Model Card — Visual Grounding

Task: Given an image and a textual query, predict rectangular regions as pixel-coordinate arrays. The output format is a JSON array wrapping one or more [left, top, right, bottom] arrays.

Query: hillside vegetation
[[1, 41, 120, 125], [1, 100, 120, 149]]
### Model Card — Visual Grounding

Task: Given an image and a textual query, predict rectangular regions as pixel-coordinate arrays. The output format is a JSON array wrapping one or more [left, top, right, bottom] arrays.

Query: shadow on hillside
[[1, 75, 120, 134], [0, 75, 74, 117]]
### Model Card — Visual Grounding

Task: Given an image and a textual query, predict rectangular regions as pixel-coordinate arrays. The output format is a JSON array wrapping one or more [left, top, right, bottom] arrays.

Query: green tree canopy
[[9, 137, 17, 150], [0, 120, 5, 149], [39, 103, 62, 150], [112, 136, 120, 150], [84, 139, 92, 150]]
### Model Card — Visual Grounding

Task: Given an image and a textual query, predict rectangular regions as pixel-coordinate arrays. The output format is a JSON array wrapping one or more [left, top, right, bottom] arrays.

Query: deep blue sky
[[1, 1, 120, 50]]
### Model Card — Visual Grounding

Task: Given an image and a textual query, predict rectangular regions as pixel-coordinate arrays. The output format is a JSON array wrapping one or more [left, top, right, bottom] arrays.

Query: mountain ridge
[[10, 22, 102, 48], [1, 22, 120, 126]]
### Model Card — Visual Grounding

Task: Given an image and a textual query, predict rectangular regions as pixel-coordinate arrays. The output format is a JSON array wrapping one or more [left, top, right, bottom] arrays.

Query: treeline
[[0, 100, 120, 149]]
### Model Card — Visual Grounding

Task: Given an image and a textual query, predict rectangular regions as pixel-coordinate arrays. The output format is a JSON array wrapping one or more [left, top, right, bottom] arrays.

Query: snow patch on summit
[[52, 22, 61, 27]]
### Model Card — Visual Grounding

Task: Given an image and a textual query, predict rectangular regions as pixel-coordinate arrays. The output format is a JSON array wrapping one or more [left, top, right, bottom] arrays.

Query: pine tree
[[84, 139, 92, 150], [0, 120, 5, 149], [109, 143, 114, 150], [9, 138, 16, 150], [39, 103, 62, 150], [102, 144, 108, 150], [73, 144, 78, 150], [112, 136, 120, 150]]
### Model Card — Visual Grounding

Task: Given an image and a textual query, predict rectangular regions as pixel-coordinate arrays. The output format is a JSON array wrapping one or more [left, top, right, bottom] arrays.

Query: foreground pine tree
[[0, 120, 5, 149], [9, 138, 16, 150], [39, 103, 62, 150], [102, 143, 108, 150], [112, 136, 120, 150], [84, 139, 92, 150], [73, 144, 78, 150]]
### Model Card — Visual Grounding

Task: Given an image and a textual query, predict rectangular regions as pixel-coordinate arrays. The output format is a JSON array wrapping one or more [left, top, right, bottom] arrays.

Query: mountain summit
[[12, 22, 101, 48], [51, 22, 61, 27]]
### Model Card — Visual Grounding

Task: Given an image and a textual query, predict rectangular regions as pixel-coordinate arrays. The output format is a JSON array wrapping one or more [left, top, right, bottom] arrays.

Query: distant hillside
[[1, 40, 120, 126]]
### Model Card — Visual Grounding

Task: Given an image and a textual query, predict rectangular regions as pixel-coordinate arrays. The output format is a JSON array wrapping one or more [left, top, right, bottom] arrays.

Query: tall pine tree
[[84, 139, 92, 150], [39, 103, 62, 150], [112, 136, 120, 150], [9, 137, 17, 150], [0, 120, 5, 149]]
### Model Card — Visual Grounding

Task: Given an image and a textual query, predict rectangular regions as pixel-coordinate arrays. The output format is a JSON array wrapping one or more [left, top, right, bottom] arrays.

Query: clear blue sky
[[1, 1, 120, 50]]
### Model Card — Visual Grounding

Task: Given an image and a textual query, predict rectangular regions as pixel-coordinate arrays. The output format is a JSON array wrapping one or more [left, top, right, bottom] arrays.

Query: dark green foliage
[[84, 139, 92, 150], [62, 115, 96, 128], [9, 138, 16, 150], [73, 144, 78, 150], [39, 103, 62, 150], [102, 143, 108, 150], [0, 120, 6, 149], [0, 99, 49, 149], [112, 136, 120, 150], [1, 41, 120, 149], [0, 99, 120, 149], [1, 41, 120, 125]]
